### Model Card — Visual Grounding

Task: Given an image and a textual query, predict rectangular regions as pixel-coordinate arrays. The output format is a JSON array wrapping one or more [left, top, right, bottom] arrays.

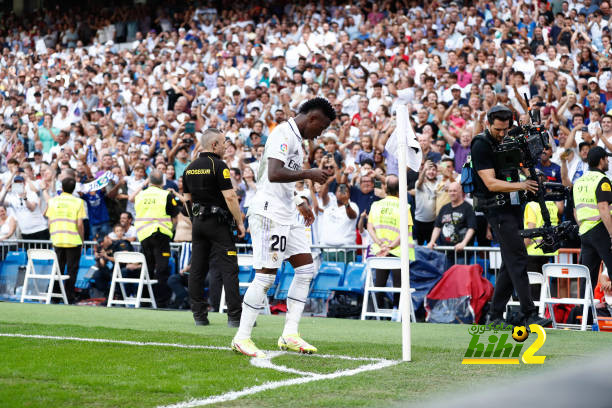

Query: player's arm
[[268, 158, 328, 184]]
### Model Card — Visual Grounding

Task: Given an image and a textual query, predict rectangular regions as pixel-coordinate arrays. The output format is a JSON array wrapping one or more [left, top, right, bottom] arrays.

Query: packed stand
[[0, 0, 610, 273]]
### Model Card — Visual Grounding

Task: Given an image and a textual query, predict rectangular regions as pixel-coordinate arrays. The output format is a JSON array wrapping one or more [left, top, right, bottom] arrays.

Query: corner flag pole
[[397, 118, 412, 362]]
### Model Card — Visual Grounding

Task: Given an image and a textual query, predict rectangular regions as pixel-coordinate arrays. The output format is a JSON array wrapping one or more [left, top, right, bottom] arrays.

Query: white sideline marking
[[0, 332, 400, 408]]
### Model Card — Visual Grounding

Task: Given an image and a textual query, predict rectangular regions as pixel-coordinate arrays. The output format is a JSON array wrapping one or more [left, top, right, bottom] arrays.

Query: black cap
[[33, 150, 43, 155], [587, 146, 612, 167]]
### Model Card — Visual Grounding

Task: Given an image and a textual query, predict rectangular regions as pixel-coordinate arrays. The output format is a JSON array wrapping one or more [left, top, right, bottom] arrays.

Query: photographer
[[471, 105, 550, 327]]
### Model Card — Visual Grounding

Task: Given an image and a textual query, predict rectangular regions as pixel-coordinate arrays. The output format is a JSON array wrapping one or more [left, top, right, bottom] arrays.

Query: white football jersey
[[248, 118, 304, 225]]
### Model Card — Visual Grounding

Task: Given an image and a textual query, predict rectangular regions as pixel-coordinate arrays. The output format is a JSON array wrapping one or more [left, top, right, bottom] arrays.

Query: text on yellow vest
[[573, 170, 611, 235], [134, 186, 173, 241]]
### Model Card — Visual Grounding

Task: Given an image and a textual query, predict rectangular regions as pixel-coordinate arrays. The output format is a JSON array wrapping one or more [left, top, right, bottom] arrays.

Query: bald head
[[448, 181, 464, 204], [386, 175, 399, 196], [149, 169, 163, 187]]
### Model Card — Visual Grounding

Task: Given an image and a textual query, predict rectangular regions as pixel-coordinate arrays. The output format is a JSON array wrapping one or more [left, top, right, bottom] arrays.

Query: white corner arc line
[[0, 332, 401, 408], [156, 359, 399, 408]]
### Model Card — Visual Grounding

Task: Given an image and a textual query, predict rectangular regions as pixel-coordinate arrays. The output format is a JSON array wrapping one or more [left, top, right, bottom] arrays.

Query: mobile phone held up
[[185, 122, 195, 134]]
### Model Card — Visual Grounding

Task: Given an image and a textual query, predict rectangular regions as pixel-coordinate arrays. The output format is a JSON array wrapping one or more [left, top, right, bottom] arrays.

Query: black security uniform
[[471, 131, 538, 320], [577, 168, 612, 287], [183, 152, 242, 324]]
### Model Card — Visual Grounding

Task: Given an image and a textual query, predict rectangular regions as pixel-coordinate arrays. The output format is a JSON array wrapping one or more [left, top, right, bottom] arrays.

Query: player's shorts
[[249, 213, 310, 269]]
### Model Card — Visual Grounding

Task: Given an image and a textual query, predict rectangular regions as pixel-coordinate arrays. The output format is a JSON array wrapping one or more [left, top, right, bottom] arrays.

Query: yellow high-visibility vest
[[47, 193, 85, 248], [134, 186, 173, 242], [524, 201, 559, 256], [368, 196, 415, 260], [573, 170, 611, 235]]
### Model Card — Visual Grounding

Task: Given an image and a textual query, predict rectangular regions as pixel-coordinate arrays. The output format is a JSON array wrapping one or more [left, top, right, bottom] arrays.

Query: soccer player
[[231, 97, 336, 358]]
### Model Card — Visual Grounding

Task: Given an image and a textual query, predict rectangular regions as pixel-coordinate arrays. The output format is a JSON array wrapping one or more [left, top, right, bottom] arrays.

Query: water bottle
[[391, 307, 399, 322]]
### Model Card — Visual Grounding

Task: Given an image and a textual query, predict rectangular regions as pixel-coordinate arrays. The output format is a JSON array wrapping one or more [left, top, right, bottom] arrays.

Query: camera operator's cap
[[588, 77, 598, 84], [587, 146, 612, 167]]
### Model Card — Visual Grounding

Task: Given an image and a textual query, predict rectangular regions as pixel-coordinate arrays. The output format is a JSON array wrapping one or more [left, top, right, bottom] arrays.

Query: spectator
[[414, 161, 439, 245], [428, 182, 477, 254], [318, 182, 358, 262], [0, 172, 49, 240]]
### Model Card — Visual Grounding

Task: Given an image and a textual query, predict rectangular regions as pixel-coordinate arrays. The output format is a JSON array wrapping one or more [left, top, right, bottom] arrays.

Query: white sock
[[234, 273, 275, 341], [283, 263, 314, 336]]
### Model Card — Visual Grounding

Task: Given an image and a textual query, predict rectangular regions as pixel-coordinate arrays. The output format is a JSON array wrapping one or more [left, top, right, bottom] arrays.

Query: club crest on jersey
[[280, 143, 288, 153], [272, 252, 279, 262]]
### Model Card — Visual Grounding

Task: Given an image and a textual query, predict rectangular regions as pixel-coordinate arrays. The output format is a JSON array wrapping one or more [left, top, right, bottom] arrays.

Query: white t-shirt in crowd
[[249, 117, 304, 225], [318, 196, 358, 246], [3, 190, 48, 234]]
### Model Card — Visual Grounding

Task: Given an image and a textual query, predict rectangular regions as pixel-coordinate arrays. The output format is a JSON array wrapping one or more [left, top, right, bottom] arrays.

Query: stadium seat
[[320, 261, 346, 275], [21, 249, 69, 304], [107, 251, 157, 309], [274, 267, 295, 300], [505, 272, 546, 319], [541, 263, 599, 331], [309, 265, 344, 299], [75, 255, 96, 290], [0, 251, 27, 299], [220, 254, 271, 314], [168, 255, 176, 275], [330, 262, 367, 294]]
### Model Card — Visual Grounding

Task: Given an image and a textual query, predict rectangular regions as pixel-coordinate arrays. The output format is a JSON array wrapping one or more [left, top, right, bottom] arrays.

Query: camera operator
[[471, 105, 551, 327]]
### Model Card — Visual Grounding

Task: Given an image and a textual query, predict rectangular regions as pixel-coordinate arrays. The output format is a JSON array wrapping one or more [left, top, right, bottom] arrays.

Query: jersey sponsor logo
[[280, 143, 288, 153], [602, 182, 611, 192], [223, 168, 231, 179], [287, 159, 301, 171], [185, 169, 210, 175]]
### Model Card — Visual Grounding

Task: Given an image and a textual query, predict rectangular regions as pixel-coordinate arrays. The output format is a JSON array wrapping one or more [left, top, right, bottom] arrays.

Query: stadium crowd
[[0, 0, 611, 267]]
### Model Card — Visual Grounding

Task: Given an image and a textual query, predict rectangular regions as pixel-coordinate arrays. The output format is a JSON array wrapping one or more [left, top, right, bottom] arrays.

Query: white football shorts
[[249, 214, 310, 269]]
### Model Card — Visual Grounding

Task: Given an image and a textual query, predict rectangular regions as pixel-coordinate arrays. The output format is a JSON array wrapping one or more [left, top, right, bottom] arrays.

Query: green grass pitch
[[0, 302, 609, 407]]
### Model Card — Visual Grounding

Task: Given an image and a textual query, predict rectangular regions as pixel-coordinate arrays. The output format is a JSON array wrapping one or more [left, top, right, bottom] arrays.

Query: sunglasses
[[323, 166, 334, 170]]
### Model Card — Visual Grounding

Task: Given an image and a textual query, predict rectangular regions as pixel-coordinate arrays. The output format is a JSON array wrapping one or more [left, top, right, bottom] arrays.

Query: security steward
[[573, 146, 612, 288], [134, 169, 180, 307], [182, 128, 245, 327], [45, 177, 86, 304], [367, 175, 415, 310], [471, 105, 550, 327], [524, 176, 563, 274]]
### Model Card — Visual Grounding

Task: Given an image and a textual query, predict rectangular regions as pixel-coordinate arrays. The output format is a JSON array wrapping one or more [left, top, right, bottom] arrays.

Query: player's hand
[[308, 168, 329, 184], [521, 180, 538, 194], [298, 202, 315, 226], [236, 223, 246, 238]]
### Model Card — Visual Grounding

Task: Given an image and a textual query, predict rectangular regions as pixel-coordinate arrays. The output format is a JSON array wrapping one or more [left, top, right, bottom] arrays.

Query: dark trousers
[[54, 245, 81, 303], [168, 273, 189, 305], [374, 267, 401, 308], [208, 265, 223, 312], [579, 222, 612, 290], [189, 216, 241, 322], [486, 209, 536, 317], [414, 220, 435, 245], [141, 232, 172, 304], [22, 229, 50, 240], [475, 214, 491, 246]]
